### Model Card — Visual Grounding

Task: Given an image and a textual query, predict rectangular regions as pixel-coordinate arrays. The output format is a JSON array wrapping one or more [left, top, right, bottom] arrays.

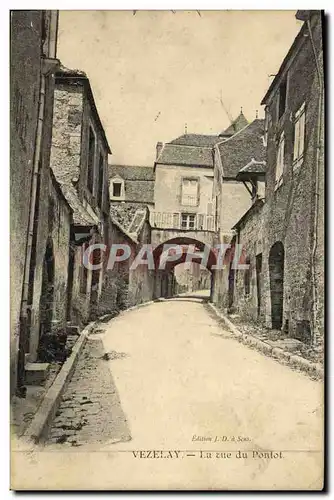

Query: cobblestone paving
[[47, 336, 131, 447]]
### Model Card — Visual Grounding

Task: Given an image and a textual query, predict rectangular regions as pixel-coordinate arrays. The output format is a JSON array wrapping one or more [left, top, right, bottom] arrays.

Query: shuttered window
[[293, 102, 306, 170]]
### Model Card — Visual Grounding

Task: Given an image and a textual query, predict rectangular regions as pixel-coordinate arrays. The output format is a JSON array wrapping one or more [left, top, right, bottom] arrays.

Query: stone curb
[[94, 300, 158, 327], [124, 300, 156, 313], [22, 321, 97, 444], [207, 302, 323, 380]]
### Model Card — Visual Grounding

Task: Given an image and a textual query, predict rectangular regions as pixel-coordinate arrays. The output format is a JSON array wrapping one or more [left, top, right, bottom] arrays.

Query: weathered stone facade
[[10, 10, 60, 394], [50, 67, 111, 325], [260, 11, 324, 346], [220, 11, 324, 350]]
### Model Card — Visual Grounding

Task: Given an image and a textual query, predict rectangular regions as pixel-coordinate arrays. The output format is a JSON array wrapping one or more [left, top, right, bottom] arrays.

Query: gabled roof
[[55, 65, 111, 154], [169, 134, 222, 148], [156, 144, 214, 168], [216, 119, 266, 178], [239, 159, 266, 174], [236, 159, 266, 181], [220, 111, 249, 136], [260, 12, 322, 105], [108, 165, 155, 181], [59, 183, 98, 226]]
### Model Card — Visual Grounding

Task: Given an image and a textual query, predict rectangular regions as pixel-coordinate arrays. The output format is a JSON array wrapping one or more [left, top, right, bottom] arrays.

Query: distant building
[[109, 165, 155, 205], [213, 117, 266, 236], [152, 133, 219, 233], [210, 117, 266, 309], [108, 164, 155, 234], [150, 113, 255, 298]]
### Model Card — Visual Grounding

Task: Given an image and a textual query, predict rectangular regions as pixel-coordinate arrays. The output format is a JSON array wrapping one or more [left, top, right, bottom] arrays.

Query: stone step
[[25, 362, 50, 386]]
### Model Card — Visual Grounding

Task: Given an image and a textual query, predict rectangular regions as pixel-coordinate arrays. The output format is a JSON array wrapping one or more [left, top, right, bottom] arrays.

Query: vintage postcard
[[10, 9, 324, 491]]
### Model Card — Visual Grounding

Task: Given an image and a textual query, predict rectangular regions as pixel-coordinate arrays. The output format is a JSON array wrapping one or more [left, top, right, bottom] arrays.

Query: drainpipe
[[307, 16, 323, 346], [17, 57, 59, 395]]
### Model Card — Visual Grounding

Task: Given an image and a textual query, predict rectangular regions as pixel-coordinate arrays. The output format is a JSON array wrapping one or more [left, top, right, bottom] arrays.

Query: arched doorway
[[269, 241, 284, 329]]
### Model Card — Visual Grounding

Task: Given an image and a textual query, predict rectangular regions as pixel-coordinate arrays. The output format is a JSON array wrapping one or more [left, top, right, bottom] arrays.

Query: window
[[113, 182, 122, 197], [110, 177, 125, 200], [275, 132, 284, 190], [244, 257, 251, 296], [97, 152, 104, 207], [293, 102, 306, 170], [87, 126, 95, 193], [80, 243, 89, 294], [197, 214, 204, 230], [278, 77, 287, 119], [181, 213, 196, 230], [181, 178, 198, 206]]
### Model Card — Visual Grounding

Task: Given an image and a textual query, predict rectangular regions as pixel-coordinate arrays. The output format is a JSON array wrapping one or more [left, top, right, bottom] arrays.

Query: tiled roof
[[110, 203, 149, 240], [238, 159, 266, 174], [108, 165, 155, 181], [156, 144, 214, 167], [110, 203, 139, 231], [220, 111, 249, 136], [59, 183, 98, 226], [216, 119, 266, 178], [169, 134, 222, 148]]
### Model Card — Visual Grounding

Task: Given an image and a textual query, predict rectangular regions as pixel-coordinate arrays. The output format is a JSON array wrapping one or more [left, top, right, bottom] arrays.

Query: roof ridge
[[216, 119, 264, 147], [165, 143, 213, 150]]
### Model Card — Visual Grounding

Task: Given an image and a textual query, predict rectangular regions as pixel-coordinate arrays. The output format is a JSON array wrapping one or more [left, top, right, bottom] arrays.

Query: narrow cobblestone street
[[47, 338, 131, 446], [13, 295, 322, 490]]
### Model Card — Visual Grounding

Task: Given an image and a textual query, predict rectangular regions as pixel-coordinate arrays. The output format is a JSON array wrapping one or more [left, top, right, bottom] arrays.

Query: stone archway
[[269, 241, 284, 330], [152, 236, 217, 300]]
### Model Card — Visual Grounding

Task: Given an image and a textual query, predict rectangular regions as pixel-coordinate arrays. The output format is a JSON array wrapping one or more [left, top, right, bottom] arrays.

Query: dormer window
[[113, 182, 122, 197], [110, 176, 125, 200]]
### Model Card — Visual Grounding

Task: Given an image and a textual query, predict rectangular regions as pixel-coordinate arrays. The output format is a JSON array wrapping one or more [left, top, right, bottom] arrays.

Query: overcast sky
[[57, 10, 302, 166]]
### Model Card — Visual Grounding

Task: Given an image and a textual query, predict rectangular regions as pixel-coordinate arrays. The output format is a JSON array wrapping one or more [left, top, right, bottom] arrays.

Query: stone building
[[152, 133, 220, 232], [97, 205, 155, 314], [211, 118, 266, 308], [151, 116, 256, 298], [50, 66, 112, 325], [109, 165, 155, 206], [10, 11, 60, 396], [228, 11, 324, 349]]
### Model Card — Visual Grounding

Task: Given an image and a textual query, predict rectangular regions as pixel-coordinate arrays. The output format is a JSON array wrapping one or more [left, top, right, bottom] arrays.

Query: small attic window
[[110, 177, 125, 200], [113, 182, 122, 197]]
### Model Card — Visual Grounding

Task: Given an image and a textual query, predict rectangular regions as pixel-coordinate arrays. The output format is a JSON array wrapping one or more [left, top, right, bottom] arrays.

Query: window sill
[[110, 196, 125, 201]]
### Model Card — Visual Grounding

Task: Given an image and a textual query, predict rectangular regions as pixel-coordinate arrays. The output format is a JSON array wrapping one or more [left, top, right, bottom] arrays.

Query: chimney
[[156, 142, 163, 160]]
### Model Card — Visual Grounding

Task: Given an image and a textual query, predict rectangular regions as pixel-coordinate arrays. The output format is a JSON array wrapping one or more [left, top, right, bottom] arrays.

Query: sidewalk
[[207, 303, 324, 380]]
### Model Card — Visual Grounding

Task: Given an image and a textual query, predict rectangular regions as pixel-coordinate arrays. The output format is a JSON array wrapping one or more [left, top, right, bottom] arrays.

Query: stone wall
[[10, 11, 43, 392], [261, 13, 323, 345], [128, 219, 154, 306], [216, 14, 324, 349], [28, 172, 72, 362], [50, 85, 83, 188], [233, 202, 265, 323]]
